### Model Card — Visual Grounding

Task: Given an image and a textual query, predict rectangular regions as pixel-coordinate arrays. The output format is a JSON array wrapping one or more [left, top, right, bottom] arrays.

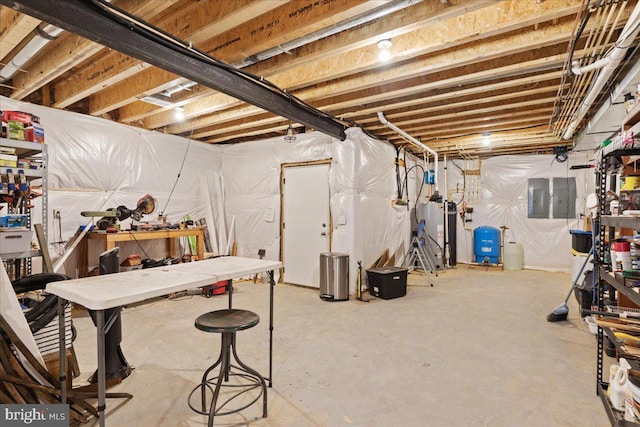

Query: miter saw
[[81, 194, 157, 231]]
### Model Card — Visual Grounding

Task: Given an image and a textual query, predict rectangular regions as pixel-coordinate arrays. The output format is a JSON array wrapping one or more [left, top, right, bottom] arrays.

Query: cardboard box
[[32, 123, 44, 143], [7, 121, 25, 141], [0, 153, 18, 167], [2, 111, 33, 126], [0, 214, 28, 228], [366, 267, 408, 300], [0, 229, 32, 254]]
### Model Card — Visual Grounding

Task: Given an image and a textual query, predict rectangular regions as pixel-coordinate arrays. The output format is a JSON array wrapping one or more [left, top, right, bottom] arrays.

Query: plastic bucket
[[503, 242, 523, 270], [615, 241, 632, 271]]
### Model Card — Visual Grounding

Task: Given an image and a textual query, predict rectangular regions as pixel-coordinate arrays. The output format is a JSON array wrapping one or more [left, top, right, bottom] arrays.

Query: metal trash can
[[319, 252, 349, 301]]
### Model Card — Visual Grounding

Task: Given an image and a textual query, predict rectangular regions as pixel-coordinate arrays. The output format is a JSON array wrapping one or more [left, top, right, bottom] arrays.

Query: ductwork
[[562, 1, 640, 140], [0, 23, 64, 81], [161, 80, 198, 97], [378, 112, 439, 192]]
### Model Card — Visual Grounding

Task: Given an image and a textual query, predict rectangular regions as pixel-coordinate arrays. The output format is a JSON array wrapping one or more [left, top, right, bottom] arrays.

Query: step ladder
[[402, 221, 440, 286]]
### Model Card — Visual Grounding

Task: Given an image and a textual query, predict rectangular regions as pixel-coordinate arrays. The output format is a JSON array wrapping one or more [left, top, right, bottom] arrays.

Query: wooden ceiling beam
[[122, 0, 483, 125], [179, 52, 562, 138], [421, 125, 556, 147], [53, 0, 282, 109], [85, 0, 378, 115], [146, 0, 579, 131], [372, 97, 558, 133], [0, 6, 40, 63], [6, 0, 349, 139], [334, 71, 562, 122], [407, 117, 552, 140], [8, 0, 175, 101], [390, 107, 554, 132], [166, 67, 557, 137], [185, 75, 557, 138], [363, 84, 562, 126], [241, 0, 496, 78], [160, 20, 576, 135], [374, 112, 554, 138], [166, 36, 564, 136], [191, 86, 560, 140], [267, 0, 581, 92]]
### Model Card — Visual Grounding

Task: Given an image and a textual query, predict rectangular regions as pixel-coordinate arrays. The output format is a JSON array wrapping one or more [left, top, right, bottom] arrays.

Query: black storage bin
[[570, 229, 592, 254], [366, 267, 408, 300], [573, 269, 594, 317]]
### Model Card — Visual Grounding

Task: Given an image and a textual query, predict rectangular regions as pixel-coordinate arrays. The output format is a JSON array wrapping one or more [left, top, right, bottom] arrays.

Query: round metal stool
[[188, 309, 267, 426]]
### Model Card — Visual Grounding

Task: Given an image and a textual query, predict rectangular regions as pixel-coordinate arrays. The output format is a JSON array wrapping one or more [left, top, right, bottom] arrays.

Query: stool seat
[[190, 308, 267, 426], [195, 309, 259, 333]]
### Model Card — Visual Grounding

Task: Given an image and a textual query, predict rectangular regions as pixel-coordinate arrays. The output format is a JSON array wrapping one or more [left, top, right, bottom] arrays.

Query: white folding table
[[46, 256, 281, 426]]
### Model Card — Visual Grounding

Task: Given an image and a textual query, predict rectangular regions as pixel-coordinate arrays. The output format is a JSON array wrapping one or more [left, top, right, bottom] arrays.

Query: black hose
[[28, 297, 65, 333], [24, 294, 58, 322], [12, 273, 70, 294]]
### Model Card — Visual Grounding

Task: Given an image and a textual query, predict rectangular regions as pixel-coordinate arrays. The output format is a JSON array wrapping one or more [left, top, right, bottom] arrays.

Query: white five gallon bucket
[[503, 242, 524, 271]]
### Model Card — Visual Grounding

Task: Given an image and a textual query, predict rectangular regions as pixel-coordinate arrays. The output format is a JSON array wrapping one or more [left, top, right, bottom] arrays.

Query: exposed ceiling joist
[[0, 0, 638, 158], [1, 0, 347, 140]]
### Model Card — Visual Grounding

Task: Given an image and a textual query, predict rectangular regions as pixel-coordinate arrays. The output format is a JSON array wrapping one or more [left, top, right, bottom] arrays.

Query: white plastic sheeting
[[446, 153, 595, 271], [0, 97, 414, 291], [1, 95, 591, 283], [219, 127, 415, 291], [1, 96, 222, 274]]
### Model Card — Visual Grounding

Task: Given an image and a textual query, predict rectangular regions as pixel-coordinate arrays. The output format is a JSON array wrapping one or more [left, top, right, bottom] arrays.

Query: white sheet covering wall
[[1, 95, 593, 284], [219, 127, 413, 291], [0, 97, 412, 291], [445, 153, 596, 271], [1, 96, 222, 274]]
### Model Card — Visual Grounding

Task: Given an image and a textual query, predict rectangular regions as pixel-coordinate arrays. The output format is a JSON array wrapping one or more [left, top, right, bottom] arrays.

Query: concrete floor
[[69, 265, 609, 426]]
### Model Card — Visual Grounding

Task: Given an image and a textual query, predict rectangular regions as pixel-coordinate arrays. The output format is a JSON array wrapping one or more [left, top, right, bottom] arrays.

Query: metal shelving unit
[[595, 137, 640, 424], [0, 137, 48, 278]]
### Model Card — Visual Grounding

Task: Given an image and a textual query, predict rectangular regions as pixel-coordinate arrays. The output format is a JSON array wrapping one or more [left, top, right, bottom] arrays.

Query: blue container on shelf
[[474, 226, 501, 263]]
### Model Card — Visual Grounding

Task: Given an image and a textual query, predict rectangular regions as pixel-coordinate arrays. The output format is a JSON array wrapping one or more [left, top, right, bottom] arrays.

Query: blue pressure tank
[[474, 226, 500, 264]]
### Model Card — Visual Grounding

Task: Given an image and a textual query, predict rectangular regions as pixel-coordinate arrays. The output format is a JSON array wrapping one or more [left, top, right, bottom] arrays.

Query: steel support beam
[[1, 0, 347, 140]]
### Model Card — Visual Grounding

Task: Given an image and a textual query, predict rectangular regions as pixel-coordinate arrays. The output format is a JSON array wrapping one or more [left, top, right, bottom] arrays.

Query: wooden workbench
[[78, 228, 205, 277]]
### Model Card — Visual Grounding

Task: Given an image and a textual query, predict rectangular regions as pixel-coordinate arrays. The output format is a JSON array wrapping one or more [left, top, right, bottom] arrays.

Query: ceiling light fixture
[[174, 105, 185, 120], [377, 39, 392, 49], [284, 124, 296, 143], [377, 39, 392, 62], [482, 131, 491, 146]]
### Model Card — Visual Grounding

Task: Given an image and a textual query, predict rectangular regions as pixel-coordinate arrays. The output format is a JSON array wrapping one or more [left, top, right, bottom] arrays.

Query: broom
[[546, 228, 595, 322]]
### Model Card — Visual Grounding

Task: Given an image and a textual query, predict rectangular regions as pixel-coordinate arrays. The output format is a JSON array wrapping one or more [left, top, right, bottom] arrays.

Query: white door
[[282, 163, 330, 287]]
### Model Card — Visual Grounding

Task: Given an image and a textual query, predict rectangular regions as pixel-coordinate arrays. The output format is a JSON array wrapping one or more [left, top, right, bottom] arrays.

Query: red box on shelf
[[2, 111, 33, 126]]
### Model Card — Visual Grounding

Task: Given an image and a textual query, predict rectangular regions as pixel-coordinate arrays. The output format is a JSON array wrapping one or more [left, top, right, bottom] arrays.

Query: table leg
[[168, 237, 176, 258], [268, 270, 274, 387], [78, 236, 89, 277], [228, 279, 233, 309], [96, 310, 106, 427], [58, 298, 67, 403], [196, 232, 205, 261]]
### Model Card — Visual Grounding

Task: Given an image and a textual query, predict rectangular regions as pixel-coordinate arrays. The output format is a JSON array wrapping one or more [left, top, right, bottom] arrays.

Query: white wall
[[1, 96, 226, 275], [446, 153, 596, 271], [1, 95, 593, 284], [219, 127, 414, 291], [0, 97, 412, 291]]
